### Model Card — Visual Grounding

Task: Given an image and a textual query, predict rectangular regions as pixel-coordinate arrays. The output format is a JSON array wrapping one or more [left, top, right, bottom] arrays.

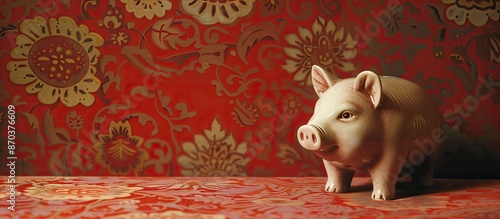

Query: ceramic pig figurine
[[297, 65, 442, 200]]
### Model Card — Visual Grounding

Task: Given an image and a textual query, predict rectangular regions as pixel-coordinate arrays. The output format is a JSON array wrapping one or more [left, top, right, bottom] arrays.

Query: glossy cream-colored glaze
[[297, 65, 442, 200]]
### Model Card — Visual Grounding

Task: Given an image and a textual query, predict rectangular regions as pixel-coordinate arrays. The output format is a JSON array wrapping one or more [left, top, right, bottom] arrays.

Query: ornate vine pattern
[[0, 0, 498, 177]]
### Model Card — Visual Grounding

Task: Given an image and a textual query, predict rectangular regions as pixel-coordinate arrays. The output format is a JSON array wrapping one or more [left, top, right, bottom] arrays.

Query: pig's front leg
[[323, 160, 355, 193], [368, 152, 405, 200]]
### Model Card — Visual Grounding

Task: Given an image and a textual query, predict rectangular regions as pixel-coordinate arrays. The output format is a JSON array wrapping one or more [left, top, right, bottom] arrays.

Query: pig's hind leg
[[411, 144, 440, 188], [323, 160, 355, 193]]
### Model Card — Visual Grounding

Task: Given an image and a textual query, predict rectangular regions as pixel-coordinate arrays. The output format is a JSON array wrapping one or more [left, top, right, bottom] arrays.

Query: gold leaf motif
[[236, 20, 285, 64], [178, 118, 249, 176], [204, 118, 226, 141]]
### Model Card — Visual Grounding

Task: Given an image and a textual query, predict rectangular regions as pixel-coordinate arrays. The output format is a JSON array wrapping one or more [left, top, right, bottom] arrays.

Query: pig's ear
[[311, 65, 341, 96], [354, 71, 383, 108]]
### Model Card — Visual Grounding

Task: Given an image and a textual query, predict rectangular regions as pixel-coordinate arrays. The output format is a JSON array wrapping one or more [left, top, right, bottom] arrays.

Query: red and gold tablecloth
[[1, 176, 499, 218]]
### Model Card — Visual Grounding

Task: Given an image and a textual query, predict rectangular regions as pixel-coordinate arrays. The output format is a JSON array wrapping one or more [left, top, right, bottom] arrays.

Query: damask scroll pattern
[[0, 0, 498, 177]]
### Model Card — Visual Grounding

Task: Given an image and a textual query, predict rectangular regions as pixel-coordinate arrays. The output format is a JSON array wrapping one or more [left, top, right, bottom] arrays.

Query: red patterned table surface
[[0, 176, 499, 218]]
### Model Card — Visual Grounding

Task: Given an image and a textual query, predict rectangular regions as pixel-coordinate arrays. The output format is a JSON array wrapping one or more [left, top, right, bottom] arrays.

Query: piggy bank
[[297, 65, 442, 200]]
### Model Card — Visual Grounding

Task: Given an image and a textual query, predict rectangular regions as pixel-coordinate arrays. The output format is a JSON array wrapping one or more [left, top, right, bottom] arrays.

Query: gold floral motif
[[442, 0, 500, 27], [178, 118, 249, 176], [98, 5, 125, 30], [110, 31, 130, 46], [282, 16, 357, 85], [120, 0, 172, 20], [66, 111, 84, 130], [262, 0, 280, 10], [23, 184, 141, 201], [180, 0, 256, 25], [94, 120, 149, 175], [283, 94, 302, 115], [7, 16, 103, 107], [259, 0, 282, 17]]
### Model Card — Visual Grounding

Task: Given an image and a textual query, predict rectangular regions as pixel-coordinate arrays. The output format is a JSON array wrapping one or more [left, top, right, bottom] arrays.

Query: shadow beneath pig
[[346, 178, 489, 200]]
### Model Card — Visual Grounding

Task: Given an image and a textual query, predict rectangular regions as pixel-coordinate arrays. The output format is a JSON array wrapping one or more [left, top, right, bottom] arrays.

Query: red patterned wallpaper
[[0, 0, 499, 177]]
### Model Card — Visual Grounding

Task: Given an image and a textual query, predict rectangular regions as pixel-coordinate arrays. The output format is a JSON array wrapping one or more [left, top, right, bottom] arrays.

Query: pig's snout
[[297, 124, 328, 151]]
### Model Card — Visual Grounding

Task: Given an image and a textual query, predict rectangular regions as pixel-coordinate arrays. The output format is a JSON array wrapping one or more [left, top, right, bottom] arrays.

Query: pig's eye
[[339, 112, 353, 120]]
